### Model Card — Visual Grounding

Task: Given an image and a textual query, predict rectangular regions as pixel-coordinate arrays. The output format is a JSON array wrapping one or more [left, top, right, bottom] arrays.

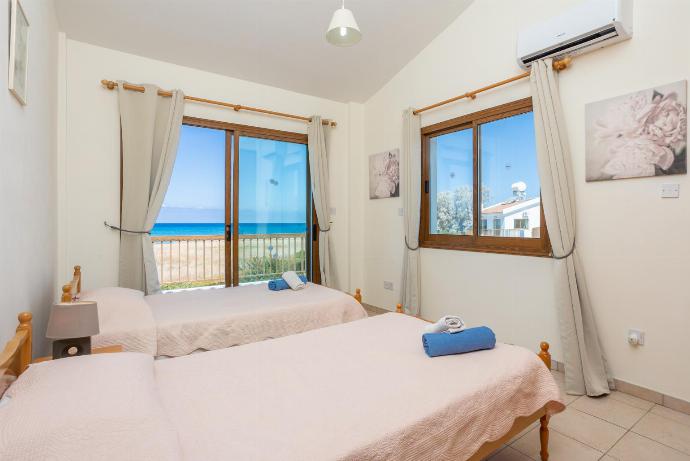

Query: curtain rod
[[412, 57, 572, 115], [100, 80, 337, 127]]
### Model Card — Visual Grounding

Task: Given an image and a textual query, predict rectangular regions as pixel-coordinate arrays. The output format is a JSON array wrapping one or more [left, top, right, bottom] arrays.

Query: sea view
[[151, 222, 307, 236]]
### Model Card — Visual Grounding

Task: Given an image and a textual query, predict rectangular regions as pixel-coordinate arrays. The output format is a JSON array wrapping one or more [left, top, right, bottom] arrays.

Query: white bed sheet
[[154, 313, 565, 461], [146, 282, 367, 356]]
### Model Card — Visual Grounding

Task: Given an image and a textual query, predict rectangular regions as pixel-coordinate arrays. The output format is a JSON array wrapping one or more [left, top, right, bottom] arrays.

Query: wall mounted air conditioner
[[517, 0, 633, 69]]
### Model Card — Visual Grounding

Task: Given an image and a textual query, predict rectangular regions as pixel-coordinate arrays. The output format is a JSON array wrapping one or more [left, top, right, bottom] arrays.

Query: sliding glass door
[[237, 135, 309, 284], [153, 118, 314, 290]]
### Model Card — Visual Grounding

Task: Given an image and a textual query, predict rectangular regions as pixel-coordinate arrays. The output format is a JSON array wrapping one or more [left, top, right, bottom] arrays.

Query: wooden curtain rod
[[412, 57, 572, 115], [101, 80, 336, 127]]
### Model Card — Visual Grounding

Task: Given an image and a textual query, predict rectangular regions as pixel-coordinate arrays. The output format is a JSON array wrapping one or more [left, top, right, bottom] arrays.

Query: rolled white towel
[[424, 315, 466, 334], [282, 271, 306, 290]]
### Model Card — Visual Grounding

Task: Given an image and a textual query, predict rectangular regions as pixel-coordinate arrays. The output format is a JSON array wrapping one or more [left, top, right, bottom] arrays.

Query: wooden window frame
[[419, 98, 551, 257]]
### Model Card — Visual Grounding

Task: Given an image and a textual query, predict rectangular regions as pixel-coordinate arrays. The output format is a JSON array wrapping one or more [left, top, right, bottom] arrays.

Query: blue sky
[[157, 125, 307, 224], [432, 111, 540, 207]]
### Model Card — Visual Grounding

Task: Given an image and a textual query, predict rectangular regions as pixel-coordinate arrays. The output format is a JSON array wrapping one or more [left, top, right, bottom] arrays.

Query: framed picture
[[9, 0, 29, 105], [369, 149, 400, 199], [585, 80, 687, 181]]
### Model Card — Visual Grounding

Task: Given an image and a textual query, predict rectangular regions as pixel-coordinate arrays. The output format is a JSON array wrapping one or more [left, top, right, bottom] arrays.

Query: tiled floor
[[362, 303, 389, 317], [486, 370, 690, 460]]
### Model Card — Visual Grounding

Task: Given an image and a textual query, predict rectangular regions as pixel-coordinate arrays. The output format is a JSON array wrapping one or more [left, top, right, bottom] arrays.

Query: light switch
[[398, 208, 404, 216], [660, 184, 680, 198], [330, 207, 337, 216]]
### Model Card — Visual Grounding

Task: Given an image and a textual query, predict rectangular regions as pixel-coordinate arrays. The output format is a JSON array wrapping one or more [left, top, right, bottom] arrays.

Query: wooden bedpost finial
[[17, 312, 32, 328], [396, 303, 403, 314], [61, 284, 72, 303], [538, 342, 552, 370], [354, 288, 362, 304]]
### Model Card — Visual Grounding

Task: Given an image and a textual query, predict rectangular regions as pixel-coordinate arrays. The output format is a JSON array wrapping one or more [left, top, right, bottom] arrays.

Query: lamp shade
[[326, 7, 362, 46], [46, 301, 100, 339]]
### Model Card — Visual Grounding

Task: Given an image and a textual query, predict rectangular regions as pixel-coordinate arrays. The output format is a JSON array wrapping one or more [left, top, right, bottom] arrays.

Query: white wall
[[0, 0, 59, 355], [358, 0, 690, 401], [59, 40, 354, 293]]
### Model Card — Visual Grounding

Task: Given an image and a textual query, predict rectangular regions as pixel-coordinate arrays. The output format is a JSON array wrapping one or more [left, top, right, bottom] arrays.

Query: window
[[514, 218, 529, 230], [153, 118, 317, 290], [420, 98, 550, 256]]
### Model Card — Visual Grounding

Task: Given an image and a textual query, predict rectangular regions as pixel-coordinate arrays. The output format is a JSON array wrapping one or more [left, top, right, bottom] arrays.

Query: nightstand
[[33, 345, 124, 364]]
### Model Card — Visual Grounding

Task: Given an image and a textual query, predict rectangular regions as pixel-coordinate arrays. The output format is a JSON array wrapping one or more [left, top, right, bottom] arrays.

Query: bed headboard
[[0, 312, 33, 379], [61, 265, 82, 303]]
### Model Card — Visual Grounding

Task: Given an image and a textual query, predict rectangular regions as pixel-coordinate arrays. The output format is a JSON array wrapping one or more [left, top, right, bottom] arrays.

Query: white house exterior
[[481, 197, 541, 238]]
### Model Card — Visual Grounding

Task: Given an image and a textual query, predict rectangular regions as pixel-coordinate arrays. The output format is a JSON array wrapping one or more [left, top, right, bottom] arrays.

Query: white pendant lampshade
[[326, 1, 362, 47]]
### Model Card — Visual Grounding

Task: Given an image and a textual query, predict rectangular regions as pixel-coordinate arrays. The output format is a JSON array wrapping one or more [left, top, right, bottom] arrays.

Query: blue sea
[[151, 223, 307, 236]]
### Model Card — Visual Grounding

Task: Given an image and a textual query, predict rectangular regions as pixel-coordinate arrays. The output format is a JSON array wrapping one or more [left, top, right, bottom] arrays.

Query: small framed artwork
[[585, 80, 687, 181], [8, 0, 30, 105], [369, 149, 400, 199]]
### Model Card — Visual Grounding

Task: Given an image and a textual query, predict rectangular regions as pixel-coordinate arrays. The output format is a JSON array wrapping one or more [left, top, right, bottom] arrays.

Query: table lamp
[[46, 301, 100, 359]]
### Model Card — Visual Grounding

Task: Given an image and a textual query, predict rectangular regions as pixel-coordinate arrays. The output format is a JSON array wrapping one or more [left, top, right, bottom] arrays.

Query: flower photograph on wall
[[369, 149, 400, 199], [585, 80, 687, 181]]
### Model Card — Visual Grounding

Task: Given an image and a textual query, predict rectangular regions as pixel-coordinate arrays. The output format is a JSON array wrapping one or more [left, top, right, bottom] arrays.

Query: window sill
[[419, 241, 552, 258]]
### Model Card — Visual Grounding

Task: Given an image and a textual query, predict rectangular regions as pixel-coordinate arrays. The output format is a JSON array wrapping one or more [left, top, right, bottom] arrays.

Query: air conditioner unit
[[517, 0, 633, 69]]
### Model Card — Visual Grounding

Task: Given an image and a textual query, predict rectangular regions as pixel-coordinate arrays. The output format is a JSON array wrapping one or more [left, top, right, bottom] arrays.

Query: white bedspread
[[83, 287, 158, 355], [146, 282, 367, 356], [154, 313, 565, 461]]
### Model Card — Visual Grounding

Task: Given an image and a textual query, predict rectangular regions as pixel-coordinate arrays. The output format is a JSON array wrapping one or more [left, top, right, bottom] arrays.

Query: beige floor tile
[[548, 407, 626, 452], [511, 427, 602, 461], [486, 446, 533, 461], [652, 405, 690, 428], [600, 457, 616, 461], [632, 412, 690, 455], [550, 370, 579, 405], [508, 421, 539, 444], [607, 432, 690, 461], [570, 395, 647, 429], [608, 390, 655, 411]]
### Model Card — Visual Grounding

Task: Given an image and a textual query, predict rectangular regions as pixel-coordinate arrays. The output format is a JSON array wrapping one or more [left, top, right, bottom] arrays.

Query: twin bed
[[0, 311, 564, 460], [60, 266, 367, 356]]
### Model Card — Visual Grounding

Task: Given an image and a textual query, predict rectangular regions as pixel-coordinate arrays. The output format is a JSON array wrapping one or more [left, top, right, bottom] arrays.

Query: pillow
[[81, 287, 157, 355], [0, 353, 181, 461]]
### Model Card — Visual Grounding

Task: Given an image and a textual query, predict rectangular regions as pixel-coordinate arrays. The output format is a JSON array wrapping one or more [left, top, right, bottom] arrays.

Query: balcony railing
[[152, 233, 307, 290]]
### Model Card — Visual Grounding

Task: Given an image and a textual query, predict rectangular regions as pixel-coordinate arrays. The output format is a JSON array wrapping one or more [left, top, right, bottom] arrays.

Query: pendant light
[[326, 0, 362, 47]]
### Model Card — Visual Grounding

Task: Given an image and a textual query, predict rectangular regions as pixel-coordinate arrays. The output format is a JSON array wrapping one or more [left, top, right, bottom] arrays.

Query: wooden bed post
[[61, 284, 72, 303], [74, 265, 82, 294], [537, 342, 551, 461], [540, 415, 550, 461], [16, 312, 32, 374], [538, 341, 552, 370], [353, 288, 362, 304], [396, 303, 403, 314]]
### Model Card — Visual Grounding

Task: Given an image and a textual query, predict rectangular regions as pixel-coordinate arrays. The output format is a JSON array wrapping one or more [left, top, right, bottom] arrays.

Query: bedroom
[[1, 0, 689, 460]]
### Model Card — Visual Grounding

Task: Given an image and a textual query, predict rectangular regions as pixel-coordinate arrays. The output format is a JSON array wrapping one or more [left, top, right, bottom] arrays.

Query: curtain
[[401, 109, 422, 315], [530, 59, 610, 396], [307, 116, 332, 287], [117, 83, 185, 295]]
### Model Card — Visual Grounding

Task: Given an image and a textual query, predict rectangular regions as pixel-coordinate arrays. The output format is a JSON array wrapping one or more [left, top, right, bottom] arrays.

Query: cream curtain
[[117, 83, 185, 295], [307, 116, 332, 287], [530, 59, 610, 396], [401, 109, 422, 315]]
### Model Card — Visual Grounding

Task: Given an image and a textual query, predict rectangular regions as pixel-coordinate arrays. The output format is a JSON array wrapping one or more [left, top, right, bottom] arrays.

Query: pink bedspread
[[154, 313, 564, 461]]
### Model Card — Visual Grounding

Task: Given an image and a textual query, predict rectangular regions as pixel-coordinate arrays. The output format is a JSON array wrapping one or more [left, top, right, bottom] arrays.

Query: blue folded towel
[[422, 326, 496, 357], [268, 275, 308, 291]]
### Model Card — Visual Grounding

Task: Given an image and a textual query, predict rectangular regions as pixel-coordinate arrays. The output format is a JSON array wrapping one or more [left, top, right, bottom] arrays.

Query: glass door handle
[[225, 224, 232, 241]]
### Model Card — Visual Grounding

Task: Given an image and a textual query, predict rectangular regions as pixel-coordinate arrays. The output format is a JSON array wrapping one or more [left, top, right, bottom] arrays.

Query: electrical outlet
[[383, 281, 394, 291], [660, 184, 680, 198], [627, 329, 645, 346]]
